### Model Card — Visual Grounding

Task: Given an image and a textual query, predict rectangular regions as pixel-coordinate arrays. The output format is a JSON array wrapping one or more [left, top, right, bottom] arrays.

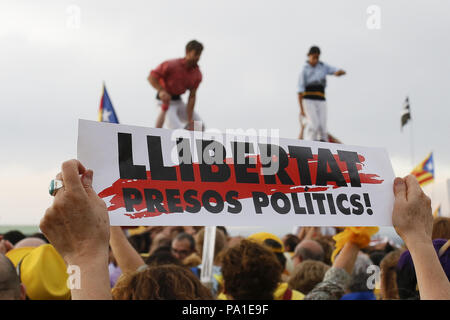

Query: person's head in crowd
[[292, 239, 324, 266], [369, 250, 387, 267], [145, 246, 182, 267], [185, 39, 203, 68], [5, 244, 70, 300], [195, 227, 227, 263], [307, 45, 321, 67], [397, 239, 450, 300], [432, 217, 450, 240], [165, 226, 186, 239], [183, 226, 202, 236], [0, 254, 26, 300], [288, 260, 330, 295], [146, 226, 164, 239], [379, 249, 402, 300], [310, 236, 334, 265], [14, 237, 46, 249], [248, 232, 286, 270], [282, 234, 300, 253], [148, 233, 172, 255], [171, 232, 196, 262], [127, 231, 152, 254], [221, 240, 282, 300], [29, 233, 49, 243], [346, 252, 374, 295], [2, 230, 25, 246], [112, 264, 212, 300], [227, 236, 244, 248]]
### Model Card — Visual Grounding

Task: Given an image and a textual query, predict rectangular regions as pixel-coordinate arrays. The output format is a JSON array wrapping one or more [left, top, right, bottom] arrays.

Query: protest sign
[[77, 119, 395, 226]]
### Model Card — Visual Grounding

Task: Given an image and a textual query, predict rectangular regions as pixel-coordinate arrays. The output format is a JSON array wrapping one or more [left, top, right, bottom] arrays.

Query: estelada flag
[[411, 152, 434, 187], [433, 205, 441, 218], [98, 84, 119, 123]]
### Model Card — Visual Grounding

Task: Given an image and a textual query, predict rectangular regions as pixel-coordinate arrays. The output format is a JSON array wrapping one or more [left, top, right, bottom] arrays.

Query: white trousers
[[157, 99, 202, 129], [302, 99, 328, 141]]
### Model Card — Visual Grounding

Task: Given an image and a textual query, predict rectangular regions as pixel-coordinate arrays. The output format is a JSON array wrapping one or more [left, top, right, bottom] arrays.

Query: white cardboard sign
[[77, 119, 395, 226]]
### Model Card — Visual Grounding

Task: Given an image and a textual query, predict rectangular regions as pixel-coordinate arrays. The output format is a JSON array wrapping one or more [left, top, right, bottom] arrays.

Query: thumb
[[393, 177, 407, 201]]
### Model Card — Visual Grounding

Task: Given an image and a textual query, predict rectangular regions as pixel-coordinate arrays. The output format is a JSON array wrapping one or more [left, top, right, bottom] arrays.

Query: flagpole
[[406, 95, 415, 168], [200, 226, 216, 291], [409, 115, 415, 168]]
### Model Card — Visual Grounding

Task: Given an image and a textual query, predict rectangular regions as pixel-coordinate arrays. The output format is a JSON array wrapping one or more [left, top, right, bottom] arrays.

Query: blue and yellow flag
[[411, 152, 434, 187], [98, 84, 119, 123]]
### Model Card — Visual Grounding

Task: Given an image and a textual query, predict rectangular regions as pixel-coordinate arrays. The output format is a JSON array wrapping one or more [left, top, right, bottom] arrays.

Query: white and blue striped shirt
[[297, 61, 338, 95]]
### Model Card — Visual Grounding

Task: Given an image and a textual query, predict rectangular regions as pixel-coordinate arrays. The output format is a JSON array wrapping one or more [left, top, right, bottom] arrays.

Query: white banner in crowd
[[77, 120, 395, 226]]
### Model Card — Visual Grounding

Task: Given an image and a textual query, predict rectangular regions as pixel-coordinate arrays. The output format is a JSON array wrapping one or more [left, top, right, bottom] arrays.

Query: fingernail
[[81, 170, 93, 187], [394, 178, 404, 186]]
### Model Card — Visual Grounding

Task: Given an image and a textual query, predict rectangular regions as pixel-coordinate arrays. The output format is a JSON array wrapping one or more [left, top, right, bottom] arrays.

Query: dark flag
[[401, 97, 411, 130]]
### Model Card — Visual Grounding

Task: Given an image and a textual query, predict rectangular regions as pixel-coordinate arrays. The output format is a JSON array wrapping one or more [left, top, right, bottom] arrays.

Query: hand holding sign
[[40, 159, 111, 299], [392, 175, 433, 246], [40, 160, 110, 264], [392, 175, 450, 300]]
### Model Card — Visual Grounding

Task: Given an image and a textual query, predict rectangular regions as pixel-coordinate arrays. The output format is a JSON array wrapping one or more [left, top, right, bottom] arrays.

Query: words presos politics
[[112, 132, 379, 216]]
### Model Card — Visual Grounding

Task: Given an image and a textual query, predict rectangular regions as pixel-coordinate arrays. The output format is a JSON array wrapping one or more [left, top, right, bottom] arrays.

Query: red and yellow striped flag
[[411, 153, 434, 187]]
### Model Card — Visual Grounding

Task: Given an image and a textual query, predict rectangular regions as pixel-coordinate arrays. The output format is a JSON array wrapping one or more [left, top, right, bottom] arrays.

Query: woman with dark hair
[[145, 246, 182, 267], [219, 240, 304, 300], [112, 264, 213, 300]]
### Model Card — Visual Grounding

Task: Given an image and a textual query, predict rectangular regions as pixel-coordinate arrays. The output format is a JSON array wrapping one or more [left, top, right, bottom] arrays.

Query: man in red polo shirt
[[148, 40, 204, 130]]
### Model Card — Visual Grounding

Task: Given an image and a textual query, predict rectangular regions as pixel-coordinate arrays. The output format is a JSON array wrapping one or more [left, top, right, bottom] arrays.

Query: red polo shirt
[[150, 58, 202, 96]]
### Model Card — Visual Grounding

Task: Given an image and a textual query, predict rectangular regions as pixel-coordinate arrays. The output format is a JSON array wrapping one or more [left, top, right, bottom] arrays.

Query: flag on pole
[[433, 205, 441, 218], [411, 152, 435, 187], [98, 84, 119, 123], [401, 97, 411, 130]]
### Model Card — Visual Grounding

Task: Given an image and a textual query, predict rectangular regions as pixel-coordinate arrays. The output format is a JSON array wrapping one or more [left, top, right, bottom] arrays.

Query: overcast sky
[[1, 0, 449, 225]]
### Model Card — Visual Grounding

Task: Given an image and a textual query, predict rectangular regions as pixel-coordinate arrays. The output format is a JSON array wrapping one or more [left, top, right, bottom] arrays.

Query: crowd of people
[[0, 159, 449, 300]]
